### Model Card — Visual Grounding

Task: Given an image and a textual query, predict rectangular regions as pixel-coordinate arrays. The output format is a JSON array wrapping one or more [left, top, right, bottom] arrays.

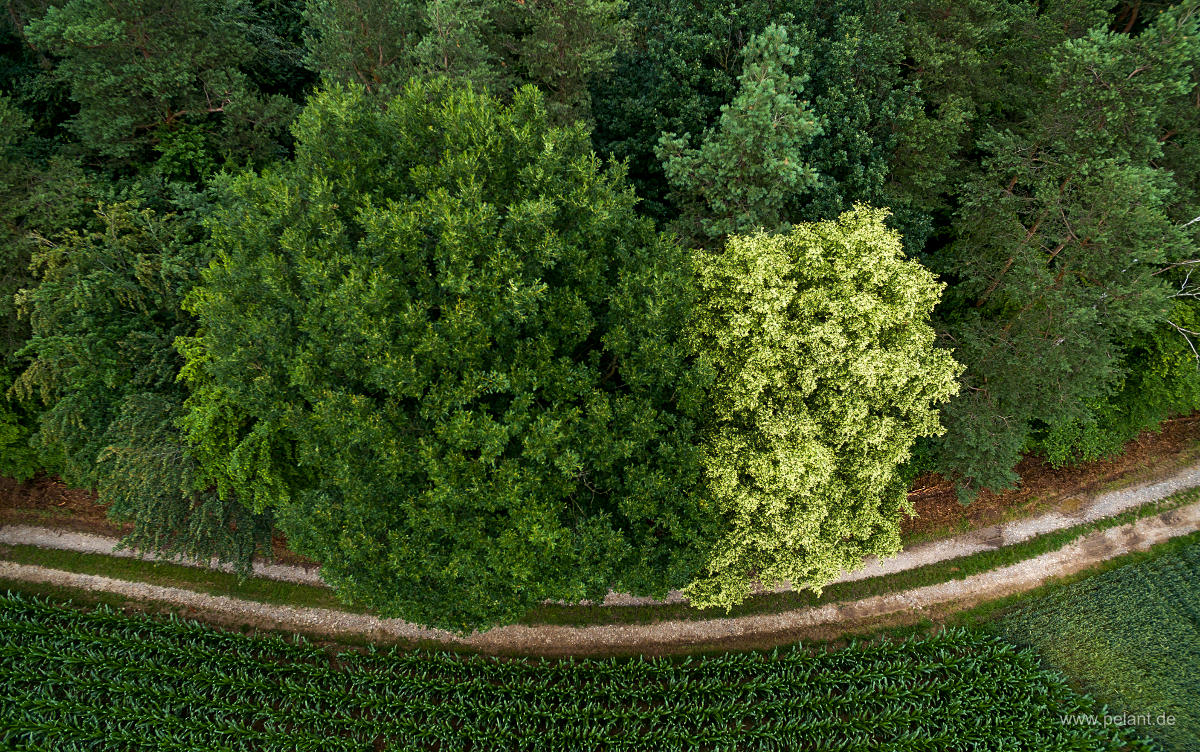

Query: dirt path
[[4, 501, 1197, 655], [7, 460, 1196, 606], [0, 525, 325, 586], [835, 461, 1200, 582]]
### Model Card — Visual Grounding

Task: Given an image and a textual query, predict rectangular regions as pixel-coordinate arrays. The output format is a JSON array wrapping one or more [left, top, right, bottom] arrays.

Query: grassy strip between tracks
[[0, 486, 1196, 629]]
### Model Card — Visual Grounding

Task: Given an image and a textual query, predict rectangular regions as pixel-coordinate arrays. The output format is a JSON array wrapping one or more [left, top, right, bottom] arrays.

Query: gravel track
[[3, 461, 1199, 606], [0, 526, 325, 586], [3, 501, 1198, 654]]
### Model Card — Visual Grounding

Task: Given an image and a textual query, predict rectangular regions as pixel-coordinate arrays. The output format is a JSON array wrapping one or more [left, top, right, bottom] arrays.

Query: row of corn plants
[[1000, 539, 1200, 752], [0, 591, 1156, 751]]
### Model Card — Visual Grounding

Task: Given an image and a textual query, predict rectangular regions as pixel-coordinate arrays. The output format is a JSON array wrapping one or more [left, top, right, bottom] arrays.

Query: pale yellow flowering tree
[[684, 206, 962, 610]]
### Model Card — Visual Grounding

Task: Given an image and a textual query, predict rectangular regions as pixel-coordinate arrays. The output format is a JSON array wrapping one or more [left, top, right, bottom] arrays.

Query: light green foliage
[[0, 595, 1158, 751], [22, 0, 295, 162], [14, 202, 269, 570], [655, 23, 821, 242], [929, 5, 1200, 498], [303, 0, 628, 121], [683, 207, 961, 609], [180, 81, 715, 632], [1001, 539, 1200, 751]]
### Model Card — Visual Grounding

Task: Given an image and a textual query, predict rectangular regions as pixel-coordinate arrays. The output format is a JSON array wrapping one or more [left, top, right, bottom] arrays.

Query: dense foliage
[[929, 5, 1200, 497], [180, 81, 717, 631], [14, 202, 270, 569], [0, 593, 1157, 751], [2, 0, 1199, 628], [302, 0, 628, 119], [1000, 538, 1200, 751], [655, 23, 821, 243], [684, 207, 959, 609], [591, 0, 1200, 498]]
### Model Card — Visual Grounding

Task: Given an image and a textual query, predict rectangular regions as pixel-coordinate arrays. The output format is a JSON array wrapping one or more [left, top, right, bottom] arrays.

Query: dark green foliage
[[1001, 539, 1200, 751], [588, 0, 783, 219], [927, 5, 1200, 498], [889, 0, 1114, 223], [1036, 301, 1200, 468], [2, 0, 1200, 635], [0, 594, 1159, 750], [0, 95, 38, 480], [1, 0, 297, 562], [242, 0, 317, 101], [22, 0, 296, 164], [180, 81, 716, 632], [0, 93, 97, 480], [491, 0, 628, 121], [303, 0, 628, 121], [655, 23, 821, 243], [787, 8, 921, 239], [14, 202, 269, 571], [590, 0, 922, 235]]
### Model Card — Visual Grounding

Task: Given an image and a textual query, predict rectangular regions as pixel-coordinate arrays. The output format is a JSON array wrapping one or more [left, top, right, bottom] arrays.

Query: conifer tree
[[929, 5, 1200, 498], [655, 23, 821, 243]]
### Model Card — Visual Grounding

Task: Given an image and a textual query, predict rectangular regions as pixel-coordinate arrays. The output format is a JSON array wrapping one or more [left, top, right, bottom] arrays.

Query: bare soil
[[0, 475, 117, 535], [4, 502, 1196, 657], [5, 412, 1199, 579], [901, 413, 1200, 541]]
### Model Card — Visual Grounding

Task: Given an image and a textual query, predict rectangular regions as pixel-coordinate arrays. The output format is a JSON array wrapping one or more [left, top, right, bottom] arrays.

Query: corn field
[[1001, 540, 1200, 752], [0, 592, 1155, 751]]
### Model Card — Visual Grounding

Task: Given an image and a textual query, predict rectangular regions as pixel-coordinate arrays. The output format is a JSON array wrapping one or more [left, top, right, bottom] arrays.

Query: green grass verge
[[3, 485, 1196, 630]]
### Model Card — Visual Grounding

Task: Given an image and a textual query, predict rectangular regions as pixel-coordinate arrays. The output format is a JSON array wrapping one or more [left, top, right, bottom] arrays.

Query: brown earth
[[901, 413, 1200, 542], [0, 475, 115, 535], [0, 475, 317, 568], [5, 412, 1200, 568]]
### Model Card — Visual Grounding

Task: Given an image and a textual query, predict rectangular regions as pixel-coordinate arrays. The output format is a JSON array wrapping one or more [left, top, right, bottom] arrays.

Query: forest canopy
[[1, 0, 1197, 631]]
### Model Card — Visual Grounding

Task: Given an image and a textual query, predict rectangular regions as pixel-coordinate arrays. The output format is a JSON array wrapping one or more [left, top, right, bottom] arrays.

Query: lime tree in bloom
[[683, 206, 962, 610]]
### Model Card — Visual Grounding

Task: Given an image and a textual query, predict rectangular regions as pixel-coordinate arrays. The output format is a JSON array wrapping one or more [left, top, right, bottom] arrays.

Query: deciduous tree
[[180, 81, 716, 631], [684, 206, 961, 608]]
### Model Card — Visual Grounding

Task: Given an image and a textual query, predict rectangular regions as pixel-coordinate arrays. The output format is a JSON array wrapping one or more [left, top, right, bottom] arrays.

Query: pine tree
[[655, 23, 821, 243], [929, 5, 1200, 498]]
